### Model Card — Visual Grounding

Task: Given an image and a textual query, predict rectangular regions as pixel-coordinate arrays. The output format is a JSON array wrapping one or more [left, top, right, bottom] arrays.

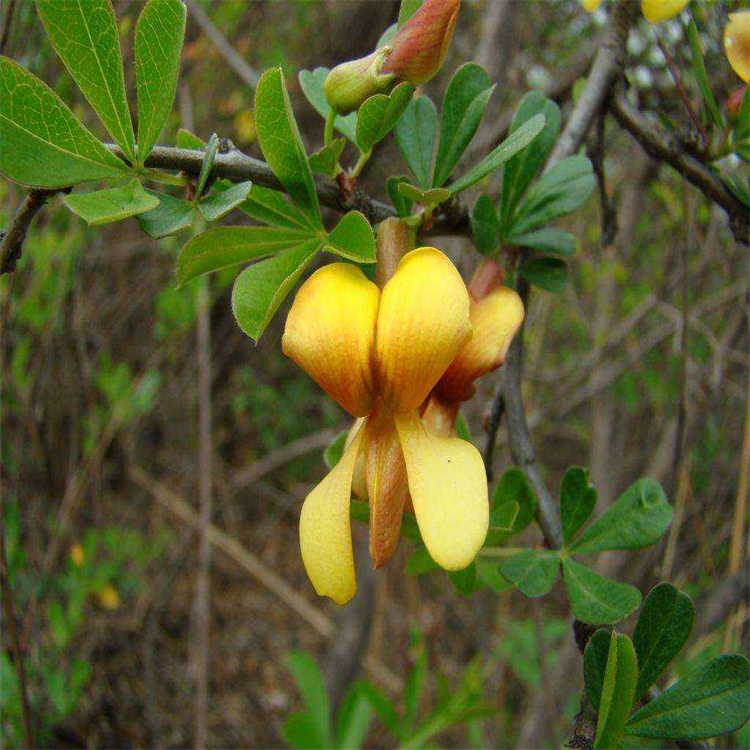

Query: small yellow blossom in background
[[97, 584, 121, 610], [641, 0, 690, 24], [725, 11, 750, 83], [233, 110, 256, 146], [70, 543, 85, 567], [581, 0, 689, 23]]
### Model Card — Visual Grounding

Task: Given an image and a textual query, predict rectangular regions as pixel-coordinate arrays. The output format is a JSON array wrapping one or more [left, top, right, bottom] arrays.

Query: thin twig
[[655, 32, 708, 150], [723, 290, 750, 650], [609, 88, 749, 245], [128, 466, 402, 694], [186, 0, 260, 88], [0, 0, 17, 54]]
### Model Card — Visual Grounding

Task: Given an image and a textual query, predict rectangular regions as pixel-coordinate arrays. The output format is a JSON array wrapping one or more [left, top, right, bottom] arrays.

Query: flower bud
[[381, 0, 460, 87], [725, 11, 750, 84], [324, 48, 395, 115]]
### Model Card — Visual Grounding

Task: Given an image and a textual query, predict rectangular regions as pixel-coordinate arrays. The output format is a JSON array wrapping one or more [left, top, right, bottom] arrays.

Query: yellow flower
[[96, 584, 121, 610], [725, 11, 750, 84], [581, 0, 602, 12], [641, 0, 690, 24], [283, 247, 489, 604], [70, 543, 85, 567], [437, 263, 525, 403]]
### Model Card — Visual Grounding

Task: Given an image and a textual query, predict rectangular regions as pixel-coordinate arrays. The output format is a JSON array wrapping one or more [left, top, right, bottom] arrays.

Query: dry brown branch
[[128, 466, 402, 694], [609, 88, 749, 245]]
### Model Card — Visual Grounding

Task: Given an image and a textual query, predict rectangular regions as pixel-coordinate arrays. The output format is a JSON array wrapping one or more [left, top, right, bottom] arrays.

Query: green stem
[[350, 149, 372, 178], [324, 108, 336, 147], [141, 167, 189, 187]]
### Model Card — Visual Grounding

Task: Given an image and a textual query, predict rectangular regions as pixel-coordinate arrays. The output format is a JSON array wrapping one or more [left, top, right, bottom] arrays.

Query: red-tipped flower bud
[[381, 0, 460, 87], [324, 48, 395, 115]]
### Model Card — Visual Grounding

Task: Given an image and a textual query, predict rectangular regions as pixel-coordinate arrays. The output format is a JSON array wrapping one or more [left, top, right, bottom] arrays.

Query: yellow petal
[[437, 286, 524, 402], [374, 247, 471, 413], [394, 410, 488, 571], [725, 11, 750, 83], [582, 0, 602, 12], [347, 418, 369, 501], [299, 426, 365, 605], [641, 0, 689, 24], [283, 263, 380, 417], [363, 402, 408, 568]]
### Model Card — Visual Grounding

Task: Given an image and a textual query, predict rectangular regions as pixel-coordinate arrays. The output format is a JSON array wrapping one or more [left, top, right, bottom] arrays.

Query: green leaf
[[197, 181, 253, 222], [475, 560, 513, 593], [387, 175, 415, 218], [298, 68, 357, 142], [633, 583, 695, 701], [232, 240, 320, 341], [285, 651, 332, 748], [499, 550, 559, 597], [571, 478, 672, 554], [0, 57, 128, 187], [510, 155, 595, 234], [518, 256, 567, 293], [195, 133, 219, 200], [63, 179, 159, 225], [255, 68, 321, 225], [335, 684, 373, 750], [507, 227, 576, 256], [356, 82, 414, 154], [36, 0, 136, 162], [135, 0, 186, 161], [284, 713, 324, 750], [241, 184, 317, 230], [394, 95, 438, 189], [687, 17, 722, 129], [491, 467, 538, 534], [398, 0, 422, 26], [560, 467, 597, 545], [397, 182, 450, 207], [137, 191, 194, 238], [455, 410, 472, 442], [358, 683, 400, 734], [490, 500, 519, 533], [176, 127, 205, 150], [500, 92, 561, 227], [324, 211, 375, 262], [594, 631, 638, 750], [405, 546, 439, 575], [625, 655, 750, 740], [562, 558, 641, 625], [323, 430, 348, 470], [584, 628, 612, 713], [177, 225, 313, 286], [446, 113, 546, 195], [448, 563, 478, 597], [433, 63, 494, 187], [309, 139, 345, 177], [471, 195, 499, 256]]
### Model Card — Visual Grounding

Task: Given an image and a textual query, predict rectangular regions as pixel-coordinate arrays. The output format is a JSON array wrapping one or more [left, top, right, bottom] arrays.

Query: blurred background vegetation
[[1, 0, 747, 747]]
